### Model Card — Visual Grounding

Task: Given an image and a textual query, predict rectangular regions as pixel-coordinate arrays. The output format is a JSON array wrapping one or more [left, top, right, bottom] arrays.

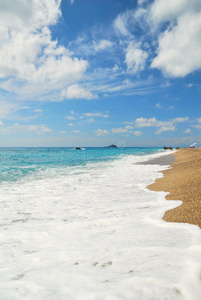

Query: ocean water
[[0, 147, 201, 300]]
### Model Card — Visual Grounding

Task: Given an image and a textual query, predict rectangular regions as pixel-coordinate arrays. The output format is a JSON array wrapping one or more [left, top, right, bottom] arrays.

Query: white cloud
[[150, 1, 201, 77], [135, 116, 189, 134], [39, 125, 52, 133], [0, 121, 4, 126], [70, 110, 75, 115], [94, 40, 113, 52], [125, 42, 148, 73], [60, 130, 66, 134], [173, 117, 189, 123], [0, 0, 88, 99], [184, 128, 191, 134], [67, 123, 74, 126], [192, 125, 201, 130], [113, 13, 130, 36], [28, 125, 52, 134], [34, 109, 42, 112], [94, 129, 109, 136], [69, 36, 114, 57], [0, 124, 52, 135], [135, 116, 188, 128], [0, 0, 62, 32], [135, 117, 163, 127], [73, 130, 80, 133], [112, 127, 127, 133], [150, 0, 201, 25], [83, 112, 109, 118], [134, 130, 142, 136], [191, 117, 201, 130], [66, 116, 75, 120], [156, 102, 162, 108], [155, 125, 176, 134], [138, 0, 149, 6], [0, 100, 19, 118], [61, 85, 96, 100], [125, 125, 133, 130]]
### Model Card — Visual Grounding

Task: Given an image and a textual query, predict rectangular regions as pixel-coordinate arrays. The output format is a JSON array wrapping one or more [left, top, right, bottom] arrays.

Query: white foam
[[0, 151, 201, 300]]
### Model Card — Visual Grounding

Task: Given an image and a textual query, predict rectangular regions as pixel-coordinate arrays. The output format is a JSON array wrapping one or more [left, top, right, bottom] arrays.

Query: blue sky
[[0, 0, 201, 147]]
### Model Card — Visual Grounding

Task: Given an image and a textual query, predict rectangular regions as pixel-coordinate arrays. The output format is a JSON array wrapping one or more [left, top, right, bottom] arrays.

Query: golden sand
[[148, 148, 201, 228]]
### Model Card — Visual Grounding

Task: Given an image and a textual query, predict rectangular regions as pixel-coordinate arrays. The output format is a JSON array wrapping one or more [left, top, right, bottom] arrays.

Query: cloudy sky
[[0, 0, 201, 147]]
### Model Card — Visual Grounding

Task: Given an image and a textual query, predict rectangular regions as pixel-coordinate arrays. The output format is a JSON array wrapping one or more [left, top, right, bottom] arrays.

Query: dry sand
[[148, 148, 201, 228]]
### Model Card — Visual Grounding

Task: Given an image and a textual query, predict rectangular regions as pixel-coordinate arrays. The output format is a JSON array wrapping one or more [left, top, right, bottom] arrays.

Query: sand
[[138, 154, 175, 166], [148, 148, 201, 228]]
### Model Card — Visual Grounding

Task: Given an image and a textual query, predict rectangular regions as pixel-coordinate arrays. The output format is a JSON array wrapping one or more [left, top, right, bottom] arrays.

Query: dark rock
[[163, 147, 173, 150], [108, 144, 118, 148], [175, 147, 180, 150]]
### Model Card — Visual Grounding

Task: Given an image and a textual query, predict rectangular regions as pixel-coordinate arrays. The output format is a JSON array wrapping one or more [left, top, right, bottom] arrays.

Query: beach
[[148, 148, 201, 228], [0, 148, 201, 299]]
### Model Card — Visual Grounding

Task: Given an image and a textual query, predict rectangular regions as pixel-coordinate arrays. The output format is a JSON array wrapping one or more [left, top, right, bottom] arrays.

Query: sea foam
[[0, 151, 201, 300]]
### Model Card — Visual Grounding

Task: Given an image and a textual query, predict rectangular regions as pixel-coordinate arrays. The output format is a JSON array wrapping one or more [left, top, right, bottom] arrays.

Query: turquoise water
[[0, 147, 162, 183]]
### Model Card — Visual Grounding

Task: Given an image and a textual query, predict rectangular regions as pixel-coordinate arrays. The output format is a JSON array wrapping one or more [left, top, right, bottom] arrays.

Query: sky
[[0, 0, 201, 147]]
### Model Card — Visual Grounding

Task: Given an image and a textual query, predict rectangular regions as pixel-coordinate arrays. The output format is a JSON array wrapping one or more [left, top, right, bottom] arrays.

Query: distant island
[[107, 144, 118, 148]]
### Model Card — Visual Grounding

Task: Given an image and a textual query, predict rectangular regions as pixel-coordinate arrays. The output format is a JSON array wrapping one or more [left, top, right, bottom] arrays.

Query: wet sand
[[138, 154, 175, 166], [148, 148, 201, 228]]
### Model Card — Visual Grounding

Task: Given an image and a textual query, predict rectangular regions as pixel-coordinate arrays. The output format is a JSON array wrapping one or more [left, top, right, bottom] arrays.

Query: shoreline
[[148, 148, 201, 228]]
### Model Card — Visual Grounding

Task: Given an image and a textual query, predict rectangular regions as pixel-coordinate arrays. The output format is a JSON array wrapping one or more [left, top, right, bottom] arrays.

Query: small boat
[[75, 147, 85, 150]]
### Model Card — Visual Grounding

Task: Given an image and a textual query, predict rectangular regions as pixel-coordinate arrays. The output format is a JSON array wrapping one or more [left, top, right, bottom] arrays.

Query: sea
[[0, 147, 200, 300]]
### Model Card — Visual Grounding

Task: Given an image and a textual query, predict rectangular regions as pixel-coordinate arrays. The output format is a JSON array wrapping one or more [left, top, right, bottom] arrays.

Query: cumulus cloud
[[149, 0, 201, 25], [125, 42, 148, 73], [135, 117, 163, 127], [61, 85, 96, 100], [150, 0, 201, 77], [94, 129, 109, 136], [135, 116, 189, 134], [0, 0, 88, 99], [134, 130, 142, 136], [112, 127, 128, 133]]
